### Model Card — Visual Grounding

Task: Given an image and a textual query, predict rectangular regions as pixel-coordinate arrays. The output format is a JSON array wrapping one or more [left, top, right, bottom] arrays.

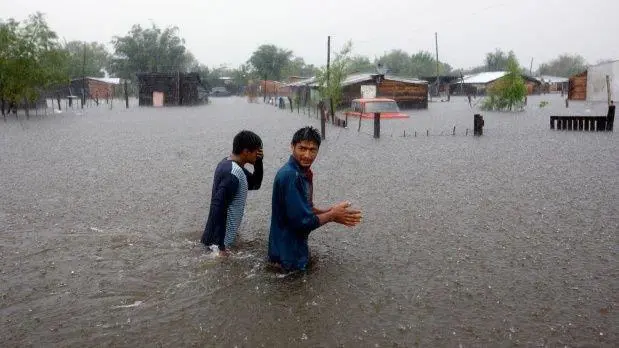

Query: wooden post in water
[[124, 80, 129, 108], [319, 100, 326, 140], [607, 102, 615, 131], [474, 114, 484, 136], [606, 76, 611, 105], [373, 112, 380, 138]]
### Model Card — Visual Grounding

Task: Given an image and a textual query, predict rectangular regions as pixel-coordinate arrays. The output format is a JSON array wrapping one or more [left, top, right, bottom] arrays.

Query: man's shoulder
[[215, 158, 232, 171], [214, 159, 240, 182], [275, 162, 299, 182]]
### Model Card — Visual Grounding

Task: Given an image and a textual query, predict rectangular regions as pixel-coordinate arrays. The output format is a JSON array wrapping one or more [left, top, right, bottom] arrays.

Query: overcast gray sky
[[2, 0, 618, 70]]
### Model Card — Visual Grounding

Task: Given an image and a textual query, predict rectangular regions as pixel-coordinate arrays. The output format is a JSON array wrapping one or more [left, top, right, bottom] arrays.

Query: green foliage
[[0, 12, 69, 113], [485, 49, 518, 71], [539, 100, 549, 108], [481, 58, 527, 112], [110, 23, 192, 79], [464, 49, 519, 74], [280, 57, 319, 79], [64, 41, 110, 78], [315, 40, 353, 109], [248, 44, 293, 81], [346, 55, 374, 74], [537, 54, 587, 77], [376, 50, 451, 77]]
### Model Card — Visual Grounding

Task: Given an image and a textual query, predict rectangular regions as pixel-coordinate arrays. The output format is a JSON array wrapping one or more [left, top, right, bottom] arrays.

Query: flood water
[[1, 95, 617, 347]]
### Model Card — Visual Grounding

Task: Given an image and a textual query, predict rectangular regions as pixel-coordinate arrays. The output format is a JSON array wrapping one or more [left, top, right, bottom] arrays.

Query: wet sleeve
[[283, 172, 320, 236], [244, 158, 263, 190], [211, 174, 239, 250]]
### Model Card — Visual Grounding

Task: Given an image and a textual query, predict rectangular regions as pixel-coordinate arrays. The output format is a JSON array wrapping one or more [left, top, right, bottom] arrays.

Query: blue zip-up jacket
[[268, 156, 320, 271]]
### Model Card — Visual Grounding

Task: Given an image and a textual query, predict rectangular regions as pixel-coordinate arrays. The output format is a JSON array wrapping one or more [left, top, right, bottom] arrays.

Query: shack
[[453, 72, 541, 96], [568, 71, 587, 101], [136, 72, 208, 106], [585, 60, 619, 102], [332, 73, 428, 109]]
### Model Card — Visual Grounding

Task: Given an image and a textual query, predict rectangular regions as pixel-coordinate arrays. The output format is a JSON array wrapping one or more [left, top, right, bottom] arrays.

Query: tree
[[64, 41, 110, 78], [110, 23, 191, 79], [248, 44, 293, 81], [410, 51, 451, 77], [316, 40, 353, 112], [537, 54, 587, 77], [280, 57, 319, 79], [0, 12, 68, 117], [377, 49, 412, 76], [346, 55, 375, 74], [484, 49, 518, 71], [376, 50, 451, 77], [481, 57, 527, 111]]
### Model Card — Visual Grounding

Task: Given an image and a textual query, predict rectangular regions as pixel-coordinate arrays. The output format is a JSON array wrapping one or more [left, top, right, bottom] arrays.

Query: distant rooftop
[[461, 71, 507, 84]]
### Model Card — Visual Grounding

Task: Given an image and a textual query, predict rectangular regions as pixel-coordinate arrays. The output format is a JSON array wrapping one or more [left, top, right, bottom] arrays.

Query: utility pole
[[322, 36, 330, 140], [435, 32, 440, 98], [529, 58, 534, 76]]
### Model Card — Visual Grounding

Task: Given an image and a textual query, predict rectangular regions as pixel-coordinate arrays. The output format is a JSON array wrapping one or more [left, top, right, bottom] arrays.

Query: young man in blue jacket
[[202, 130, 263, 256], [268, 126, 362, 271]]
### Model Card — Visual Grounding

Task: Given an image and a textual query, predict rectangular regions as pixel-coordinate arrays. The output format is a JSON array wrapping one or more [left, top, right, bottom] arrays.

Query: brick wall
[[88, 80, 115, 100]]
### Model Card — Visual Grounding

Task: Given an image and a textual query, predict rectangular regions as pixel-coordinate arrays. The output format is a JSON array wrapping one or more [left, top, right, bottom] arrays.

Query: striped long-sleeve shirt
[[201, 157, 263, 250]]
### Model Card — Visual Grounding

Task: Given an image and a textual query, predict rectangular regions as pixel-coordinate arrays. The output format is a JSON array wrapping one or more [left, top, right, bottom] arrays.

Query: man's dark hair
[[232, 130, 262, 155], [291, 126, 321, 148]]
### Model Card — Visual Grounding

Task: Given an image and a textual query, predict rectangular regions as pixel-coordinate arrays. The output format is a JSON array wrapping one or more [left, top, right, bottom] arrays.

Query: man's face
[[241, 148, 260, 165], [291, 140, 319, 168]]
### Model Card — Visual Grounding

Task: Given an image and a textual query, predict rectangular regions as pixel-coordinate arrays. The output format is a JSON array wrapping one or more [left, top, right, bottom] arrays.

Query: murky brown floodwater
[[1, 95, 617, 347]]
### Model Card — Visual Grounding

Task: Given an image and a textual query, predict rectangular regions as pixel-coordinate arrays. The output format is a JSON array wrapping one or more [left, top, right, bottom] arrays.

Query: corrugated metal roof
[[588, 59, 619, 68], [461, 71, 507, 84], [70, 77, 122, 85], [90, 77, 121, 85], [340, 73, 427, 87], [538, 75, 569, 84], [284, 77, 317, 87], [297, 73, 428, 88]]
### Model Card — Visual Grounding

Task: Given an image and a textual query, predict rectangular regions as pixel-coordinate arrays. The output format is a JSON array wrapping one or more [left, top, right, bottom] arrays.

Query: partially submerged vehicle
[[344, 98, 409, 119]]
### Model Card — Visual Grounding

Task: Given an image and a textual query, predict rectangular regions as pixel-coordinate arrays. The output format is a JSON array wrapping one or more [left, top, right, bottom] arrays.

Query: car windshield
[[364, 101, 399, 113]]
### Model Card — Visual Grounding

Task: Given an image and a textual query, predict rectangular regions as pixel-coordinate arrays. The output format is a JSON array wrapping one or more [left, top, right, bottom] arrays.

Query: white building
[[586, 60, 619, 102]]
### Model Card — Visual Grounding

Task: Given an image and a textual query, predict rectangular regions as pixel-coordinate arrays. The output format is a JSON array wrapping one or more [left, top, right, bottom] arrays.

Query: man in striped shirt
[[201, 130, 263, 256]]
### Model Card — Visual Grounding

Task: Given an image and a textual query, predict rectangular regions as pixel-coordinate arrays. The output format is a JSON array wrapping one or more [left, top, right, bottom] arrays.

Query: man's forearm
[[316, 210, 333, 226], [313, 206, 332, 215]]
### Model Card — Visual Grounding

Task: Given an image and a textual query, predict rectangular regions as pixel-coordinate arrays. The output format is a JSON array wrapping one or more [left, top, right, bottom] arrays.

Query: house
[[568, 71, 587, 100], [325, 73, 429, 109], [260, 80, 287, 97], [536, 75, 569, 93], [585, 60, 618, 102], [453, 71, 541, 96], [421, 75, 460, 96], [282, 73, 428, 109], [283, 77, 318, 106], [136, 72, 208, 106], [48, 77, 121, 101]]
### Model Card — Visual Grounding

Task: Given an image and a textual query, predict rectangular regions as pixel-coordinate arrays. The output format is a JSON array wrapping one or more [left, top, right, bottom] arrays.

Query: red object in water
[[344, 98, 409, 119]]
